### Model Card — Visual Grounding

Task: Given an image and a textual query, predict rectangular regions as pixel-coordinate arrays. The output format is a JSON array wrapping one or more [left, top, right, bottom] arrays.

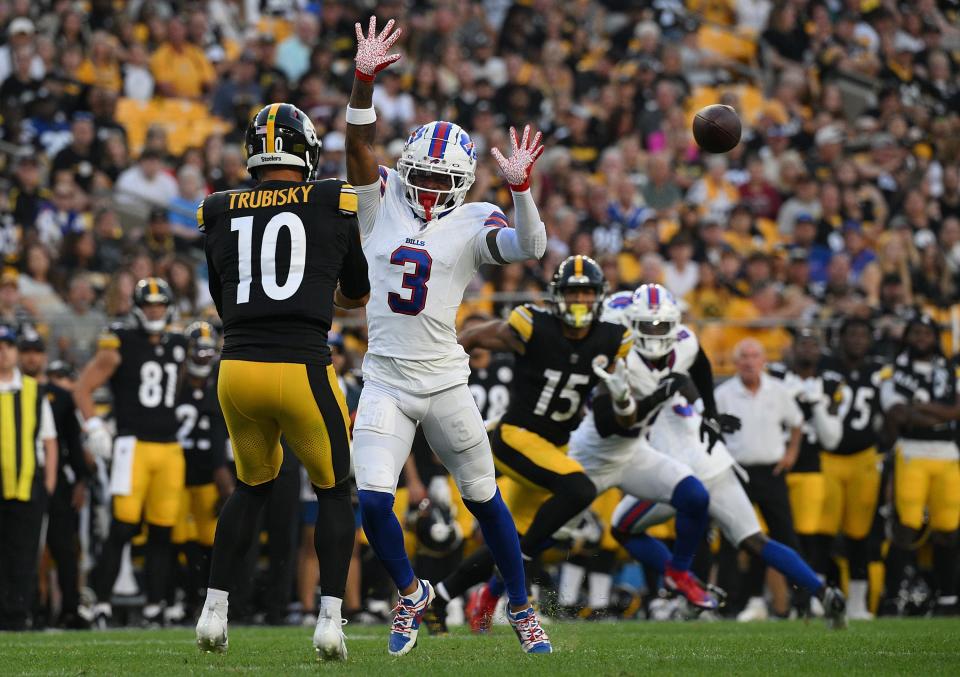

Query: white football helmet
[[397, 121, 477, 220], [628, 284, 681, 359], [600, 290, 635, 328]]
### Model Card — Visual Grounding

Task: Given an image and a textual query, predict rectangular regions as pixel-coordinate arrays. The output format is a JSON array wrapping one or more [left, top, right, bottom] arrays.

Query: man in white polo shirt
[[715, 337, 804, 619]]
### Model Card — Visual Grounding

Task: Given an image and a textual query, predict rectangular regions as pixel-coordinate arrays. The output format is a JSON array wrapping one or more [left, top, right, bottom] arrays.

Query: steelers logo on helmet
[[184, 320, 219, 378], [397, 121, 477, 221], [549, 255, 608, 329], [132, 277, 175, 334], [245, 102, 322, 180], [629, 284, 681, 359]]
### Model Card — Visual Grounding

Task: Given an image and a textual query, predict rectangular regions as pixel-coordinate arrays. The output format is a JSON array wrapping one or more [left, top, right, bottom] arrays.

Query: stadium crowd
[[0, 0, 958, 632]]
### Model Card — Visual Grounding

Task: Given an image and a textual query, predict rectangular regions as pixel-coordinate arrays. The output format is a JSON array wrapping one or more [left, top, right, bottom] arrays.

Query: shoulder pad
[[197, 191, 231, 232], [877, 364, 894, 380], [98, 325, 124, 351], [507, 304, 536, 343]]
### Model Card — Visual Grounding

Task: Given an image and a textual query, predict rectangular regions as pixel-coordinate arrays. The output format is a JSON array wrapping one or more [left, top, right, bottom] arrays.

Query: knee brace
[[670, 476, 710, 516]]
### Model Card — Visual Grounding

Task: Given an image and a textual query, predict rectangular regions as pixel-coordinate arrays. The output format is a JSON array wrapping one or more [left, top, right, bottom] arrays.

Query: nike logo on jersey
[[228, 185, 314, 210], [405, 238, 426, 246]]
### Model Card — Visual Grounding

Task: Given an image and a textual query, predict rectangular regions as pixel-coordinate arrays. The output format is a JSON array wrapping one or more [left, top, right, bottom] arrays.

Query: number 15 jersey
[[200, 178, 369, 366], [356, 166, 512, 394]]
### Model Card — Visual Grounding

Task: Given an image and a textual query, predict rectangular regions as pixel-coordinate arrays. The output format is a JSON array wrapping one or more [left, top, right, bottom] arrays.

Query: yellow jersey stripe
[[98, 333, 121, 350], [266, 102, 281, 154], [339, 185, 358, 213], [16, 379, 36, 501], [508, 308, 534, 342], [617, 329, 633, 359], [0, 392, 15, 499], [196, 202, 204, 229]]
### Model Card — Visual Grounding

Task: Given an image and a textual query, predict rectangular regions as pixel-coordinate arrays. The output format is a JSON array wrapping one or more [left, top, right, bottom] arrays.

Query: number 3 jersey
[[500, 304, 632, 446], [356, 166, 514, 394], [200, 178, 370, 366], [98, 325, 188, 442]]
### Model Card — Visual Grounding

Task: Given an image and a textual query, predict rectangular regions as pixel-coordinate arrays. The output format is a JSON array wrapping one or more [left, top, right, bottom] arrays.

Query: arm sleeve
[[205, 243, 223, 317], [354, 168, 386, 239], [811, 401, 842, 450], [479, 190, 547, 264], [338, 216, 371, 300], [39, 398, 57, 442], [688, 348, 718, 415]]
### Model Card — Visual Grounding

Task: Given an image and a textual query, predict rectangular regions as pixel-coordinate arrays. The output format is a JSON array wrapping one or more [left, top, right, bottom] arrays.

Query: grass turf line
[[2, 618, 959, 676]]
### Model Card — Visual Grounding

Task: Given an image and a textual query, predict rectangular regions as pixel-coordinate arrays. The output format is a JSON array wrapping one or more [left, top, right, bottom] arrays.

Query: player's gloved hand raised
[[84, 416, 113, 460], [354, 16, 402, 82], [592, 356, 630, 404], [491, 124, 545, 192], [699, 415, 723, 454]]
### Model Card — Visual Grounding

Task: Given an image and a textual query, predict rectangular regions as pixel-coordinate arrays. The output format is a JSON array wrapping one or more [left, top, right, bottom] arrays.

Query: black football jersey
[[200, 178, 370, 365], [499, 304, 633, 446], [824, 356, 884, 455], [176, 368, 228, 486], [767, 361, 842, 472], [884, 351, 959, 442], [99, 324, 187, 442], [468, 353, 514, 422]]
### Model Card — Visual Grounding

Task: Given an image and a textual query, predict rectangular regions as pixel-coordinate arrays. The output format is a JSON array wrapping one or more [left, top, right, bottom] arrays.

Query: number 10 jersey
[[357, 166, 511, 394], [200, 178, 369, 366]]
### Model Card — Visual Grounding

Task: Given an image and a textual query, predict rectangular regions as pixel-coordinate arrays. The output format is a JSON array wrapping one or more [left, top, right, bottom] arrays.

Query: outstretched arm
[[459, 319, 525, 355], [346, 16, 402, 188], [486, 125, 547, 262]]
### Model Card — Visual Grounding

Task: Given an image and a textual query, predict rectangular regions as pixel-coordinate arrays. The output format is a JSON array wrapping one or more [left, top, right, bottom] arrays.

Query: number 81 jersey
[[98, 324, 187, 442]]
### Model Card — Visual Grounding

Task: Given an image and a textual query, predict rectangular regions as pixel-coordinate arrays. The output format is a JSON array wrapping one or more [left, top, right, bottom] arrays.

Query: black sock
[[518, 473, 596, 557], [94, 520, 140, 602], [798, 534, 824, 576], [144, 525, 173, 605], [846, 537, 868, 581], [438, 547, 496, 601], [884, 544, 912, 599], [314, 482, 356, 600], [208, 480, 273, 592], [933, 541, 959, 598]]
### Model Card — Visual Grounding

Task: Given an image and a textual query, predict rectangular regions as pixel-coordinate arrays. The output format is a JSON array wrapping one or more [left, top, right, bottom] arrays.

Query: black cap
[[0, 325, 16, 345], [17, 326, 45, 352], [47, 360, 75, 379]]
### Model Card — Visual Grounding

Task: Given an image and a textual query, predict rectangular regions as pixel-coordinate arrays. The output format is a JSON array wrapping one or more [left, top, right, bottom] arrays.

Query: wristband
[[346, 105, 377, 125], [613, 397, 637, 417], [84, 416, 104, 433]]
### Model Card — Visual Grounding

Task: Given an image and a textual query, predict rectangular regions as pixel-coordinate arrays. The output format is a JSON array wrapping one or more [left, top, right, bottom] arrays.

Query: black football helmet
[[549, 255, 608, 328], [132, 277, 175, 334], [184, 320, 219, 378], [245, 103, 321, 180]]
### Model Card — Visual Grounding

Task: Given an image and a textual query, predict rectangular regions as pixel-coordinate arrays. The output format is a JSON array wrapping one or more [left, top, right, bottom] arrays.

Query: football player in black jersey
[[880, 314, 960, 616], [170, 321, 232, 622], [74, 278, 188, 628], [425, 255, 631, 632], [821, 317, 885, 619], [195, 102, 369, 659], [768, 330, 843, 593]]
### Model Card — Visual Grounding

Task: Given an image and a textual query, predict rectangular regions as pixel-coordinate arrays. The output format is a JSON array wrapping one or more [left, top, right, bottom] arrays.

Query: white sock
[[588, 571, 612, 610], [558, 563, 586, 607], [205, 587, 229, 608], [402, 580, 425, 602], [320, 596, 343, 619], [848, 580, 868, 614]]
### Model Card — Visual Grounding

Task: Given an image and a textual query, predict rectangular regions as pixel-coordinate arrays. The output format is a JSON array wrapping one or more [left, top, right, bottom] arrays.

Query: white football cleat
[[314, 614, 348, 661], [196, 604, 229, 653], [736, 596, 769, 622]]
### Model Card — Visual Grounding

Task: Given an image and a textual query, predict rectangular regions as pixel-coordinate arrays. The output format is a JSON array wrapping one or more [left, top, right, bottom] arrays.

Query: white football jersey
[[358, 166, 507, 394]]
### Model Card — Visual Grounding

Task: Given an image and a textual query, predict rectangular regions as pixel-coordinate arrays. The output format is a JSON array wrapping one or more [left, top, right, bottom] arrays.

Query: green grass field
[[2, 619, 959, 676]]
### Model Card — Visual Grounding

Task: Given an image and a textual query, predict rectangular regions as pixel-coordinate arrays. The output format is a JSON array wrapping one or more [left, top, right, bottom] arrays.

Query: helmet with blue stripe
[[398, 120, 477, 220], [628, 284, 681, 359], [600, 290, 635, 328]]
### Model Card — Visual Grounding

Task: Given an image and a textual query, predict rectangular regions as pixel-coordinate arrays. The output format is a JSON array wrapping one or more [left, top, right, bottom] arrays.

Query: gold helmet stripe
[[149, 278, 158, 295], [574, 255, 583, 277], [266, 103, 282, 154]]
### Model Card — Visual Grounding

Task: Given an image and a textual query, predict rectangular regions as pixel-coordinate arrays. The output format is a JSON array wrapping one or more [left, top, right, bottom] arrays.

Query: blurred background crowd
[[0, 0, 959, 630]]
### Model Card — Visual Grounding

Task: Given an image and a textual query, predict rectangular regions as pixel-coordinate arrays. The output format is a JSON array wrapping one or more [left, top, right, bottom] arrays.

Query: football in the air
[[692, 104, 742, 153]]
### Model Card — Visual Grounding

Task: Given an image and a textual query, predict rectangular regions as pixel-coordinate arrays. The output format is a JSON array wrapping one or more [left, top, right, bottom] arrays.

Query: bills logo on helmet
[[459, 131, 477, 160]]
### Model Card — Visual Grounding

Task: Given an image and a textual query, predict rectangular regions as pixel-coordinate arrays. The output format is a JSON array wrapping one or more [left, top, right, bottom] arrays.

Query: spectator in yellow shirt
[[149, 17, 215, 99]]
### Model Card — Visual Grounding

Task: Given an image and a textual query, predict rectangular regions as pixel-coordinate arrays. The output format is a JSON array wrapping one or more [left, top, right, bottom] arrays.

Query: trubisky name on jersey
[[227, 185, 314, 211]]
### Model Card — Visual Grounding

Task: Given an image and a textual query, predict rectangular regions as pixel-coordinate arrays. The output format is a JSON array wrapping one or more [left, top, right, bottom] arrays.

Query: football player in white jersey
[[596, 289, 848, 629], [344, 16, 550, 656], [567, 285, 721, 609]]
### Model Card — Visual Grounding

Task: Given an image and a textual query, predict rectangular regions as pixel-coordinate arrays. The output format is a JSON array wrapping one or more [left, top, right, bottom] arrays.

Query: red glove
[[491, 124, 545, 192], [354, 16, 402, 82]]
